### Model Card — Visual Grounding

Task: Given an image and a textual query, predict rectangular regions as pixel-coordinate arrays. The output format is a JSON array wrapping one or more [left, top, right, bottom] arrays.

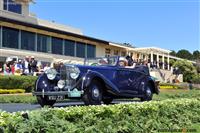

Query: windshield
[[84, 57, 118, 66]]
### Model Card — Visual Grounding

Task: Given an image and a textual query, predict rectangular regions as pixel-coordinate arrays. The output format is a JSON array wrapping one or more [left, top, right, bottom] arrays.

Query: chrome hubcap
[[146, 87, 152, 97], [93, 87, 99, 98]]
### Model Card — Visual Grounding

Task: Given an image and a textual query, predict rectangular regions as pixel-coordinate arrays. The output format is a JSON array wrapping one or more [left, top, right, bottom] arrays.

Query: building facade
[[0, 0, 196, 83], [0, 0, 138, 65]]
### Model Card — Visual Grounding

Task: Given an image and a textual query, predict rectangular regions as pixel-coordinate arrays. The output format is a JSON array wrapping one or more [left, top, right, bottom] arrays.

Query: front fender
[[35, 74, 59, 92], [82, 70, 120, 95]]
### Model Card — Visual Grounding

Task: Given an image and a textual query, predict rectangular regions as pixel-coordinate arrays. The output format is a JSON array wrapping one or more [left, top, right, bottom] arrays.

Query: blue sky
[[30, 0, 199, 52]]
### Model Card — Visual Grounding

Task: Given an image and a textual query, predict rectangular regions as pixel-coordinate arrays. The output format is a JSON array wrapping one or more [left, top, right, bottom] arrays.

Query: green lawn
[[0, 94, 37, 104], [153, 89, 200, 101], [0, 89, 199, 104]]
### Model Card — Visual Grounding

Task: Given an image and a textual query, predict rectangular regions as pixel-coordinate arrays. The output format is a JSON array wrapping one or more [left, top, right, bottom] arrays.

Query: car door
[[129, 69, 147, 94], [115, 67, 134, 95]]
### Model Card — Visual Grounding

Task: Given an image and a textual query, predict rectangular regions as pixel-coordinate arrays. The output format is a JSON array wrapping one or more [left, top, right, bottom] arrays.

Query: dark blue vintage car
[[33, 56, 159, 107]]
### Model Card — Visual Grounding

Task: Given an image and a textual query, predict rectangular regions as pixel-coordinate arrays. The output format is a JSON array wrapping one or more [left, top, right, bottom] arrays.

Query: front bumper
[[33, 91, 69, 96], [33, 89, 84, 98]]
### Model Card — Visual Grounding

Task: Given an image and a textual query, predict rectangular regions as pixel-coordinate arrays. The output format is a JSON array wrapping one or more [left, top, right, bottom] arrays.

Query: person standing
[[22, 56, 29, 75], [3, 62, 10, 75], [43, 64, 50, 72], [126, 55, 133, 66], [15, 60, 23, 75], [30, 56, 37, 74], [11, 62, 15, 75]]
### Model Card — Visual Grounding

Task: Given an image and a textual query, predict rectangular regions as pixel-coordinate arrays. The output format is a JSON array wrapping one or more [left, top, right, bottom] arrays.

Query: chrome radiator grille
[[60, 65, 76, 90]]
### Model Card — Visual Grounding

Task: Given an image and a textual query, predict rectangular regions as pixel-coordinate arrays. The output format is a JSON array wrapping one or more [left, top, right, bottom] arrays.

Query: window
[[114, 50, 119, 56], [64, 40, 75, 56], [51, 37, 63, 55], [3, 0, 22, 14], [76, 42, 86, 58], [105, 48, 111, 57], [21, 31, 35, 51], [121, 51, 126, 56], [3, 0, 7, 10], [37, 34, 49, 53], [87, 44, 96, 58], [2, 27, 19, 49], [105, 48, 111, 54]]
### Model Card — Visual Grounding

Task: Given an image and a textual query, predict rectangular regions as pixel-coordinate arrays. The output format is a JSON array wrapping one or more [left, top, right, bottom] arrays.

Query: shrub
[[173, 60, 197, 82], [1, 98, 200, 132], [0, 89, 25, 94], [192, 74, 200, 84], [159, 83, 184, 89], [0, 75, 37, 92]]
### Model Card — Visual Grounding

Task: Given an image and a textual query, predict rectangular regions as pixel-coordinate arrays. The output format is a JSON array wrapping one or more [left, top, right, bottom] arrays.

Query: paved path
[[0, 100, 140, 112]]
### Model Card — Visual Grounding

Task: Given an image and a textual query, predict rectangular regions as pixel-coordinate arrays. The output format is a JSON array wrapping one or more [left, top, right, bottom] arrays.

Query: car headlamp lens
[[45, 68, 57, 80], [57, 80, 65, 89], [70, 67, 80, 79]]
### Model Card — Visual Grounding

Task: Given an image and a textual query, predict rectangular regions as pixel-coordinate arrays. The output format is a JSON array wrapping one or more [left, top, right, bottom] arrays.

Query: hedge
[[159, 83, 185, 89], [0, 76, 37, 92], [0, 89, 25, 94], [1, 98, 200, 132], [192, 74, 200, 84]]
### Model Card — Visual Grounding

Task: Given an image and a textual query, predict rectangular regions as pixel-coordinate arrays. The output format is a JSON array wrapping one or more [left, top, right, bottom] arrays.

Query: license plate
[[48, 95, 64, 100]]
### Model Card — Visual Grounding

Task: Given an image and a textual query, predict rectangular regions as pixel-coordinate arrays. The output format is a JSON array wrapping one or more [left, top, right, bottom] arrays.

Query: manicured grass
[[0, 89, 199, 104], [0, 94, 37, 104], [153, 89, 200, 101]]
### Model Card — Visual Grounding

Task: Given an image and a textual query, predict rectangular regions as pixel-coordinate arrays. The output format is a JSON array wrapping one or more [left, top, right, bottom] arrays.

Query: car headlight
[[57, 80, 65, 89], [45, 68, 57, 80], [70, 67, 80, 79]]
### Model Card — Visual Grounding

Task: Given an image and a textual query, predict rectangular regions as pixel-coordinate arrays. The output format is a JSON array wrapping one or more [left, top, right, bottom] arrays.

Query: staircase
[[150, 68, 183, 83]]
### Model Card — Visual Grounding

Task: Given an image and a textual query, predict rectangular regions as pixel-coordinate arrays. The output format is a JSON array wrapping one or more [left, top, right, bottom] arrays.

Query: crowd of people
[[0, 55, 172, 76], [1, 56, 50, 76]]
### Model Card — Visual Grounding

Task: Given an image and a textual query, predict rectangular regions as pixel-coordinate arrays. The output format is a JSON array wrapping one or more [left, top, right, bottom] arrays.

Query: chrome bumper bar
[[33, 91, 69, 96]]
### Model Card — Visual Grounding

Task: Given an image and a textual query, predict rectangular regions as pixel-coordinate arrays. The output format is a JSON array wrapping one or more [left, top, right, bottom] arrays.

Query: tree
[[193, 50, 200, 61], [170, 50, 176, 56], [176, 49, 192, 60], [169, 59, 176, 66], [173, 60, 197, 82]]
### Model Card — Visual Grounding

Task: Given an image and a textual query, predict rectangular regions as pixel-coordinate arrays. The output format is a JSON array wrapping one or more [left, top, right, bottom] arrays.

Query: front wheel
[[37, 96, 56, 107], [141, 83, 153, 101], [82, 80, 103, 105]]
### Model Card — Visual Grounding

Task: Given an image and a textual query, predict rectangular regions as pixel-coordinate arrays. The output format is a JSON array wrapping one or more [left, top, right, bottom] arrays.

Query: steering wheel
[[91, 63, 99, 66]]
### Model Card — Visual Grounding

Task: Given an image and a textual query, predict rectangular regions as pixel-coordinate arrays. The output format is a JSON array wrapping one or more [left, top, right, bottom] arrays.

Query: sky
[[30, 0, 200, 53]]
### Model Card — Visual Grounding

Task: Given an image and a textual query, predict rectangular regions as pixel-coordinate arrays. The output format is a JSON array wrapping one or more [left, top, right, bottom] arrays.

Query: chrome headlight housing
[[57, 80, 65, 89], [70, 66, 80, 79], [45, 68, 57, 80]]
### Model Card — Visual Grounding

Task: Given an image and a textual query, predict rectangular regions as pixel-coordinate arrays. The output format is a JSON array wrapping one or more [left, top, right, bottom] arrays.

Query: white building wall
[[0, 0, 3, 10], [0, 0, 83, 35], [96, 44, 106, 57], [21, 2, 29, 16]]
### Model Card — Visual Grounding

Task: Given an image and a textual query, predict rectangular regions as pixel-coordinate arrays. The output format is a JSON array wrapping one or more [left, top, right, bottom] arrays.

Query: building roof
[[13, 0, 34, 4], [109, 42, 137, 51], [133, 47, 171, 54], [0, 9, 83, 35], [0, 16, 109, 45]]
